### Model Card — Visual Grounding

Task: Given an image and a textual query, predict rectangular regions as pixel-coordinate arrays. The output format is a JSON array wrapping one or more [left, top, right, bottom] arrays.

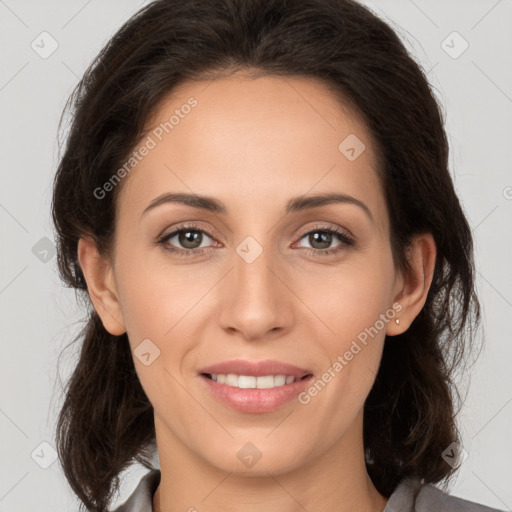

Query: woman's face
[[88, 75, 407, 475]]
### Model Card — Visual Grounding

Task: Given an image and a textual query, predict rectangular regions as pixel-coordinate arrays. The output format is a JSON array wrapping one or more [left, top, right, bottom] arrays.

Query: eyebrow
[[141, 191, 374, 222]]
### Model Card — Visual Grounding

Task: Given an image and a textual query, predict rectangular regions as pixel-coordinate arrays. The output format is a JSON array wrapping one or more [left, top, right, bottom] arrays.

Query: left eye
[[295, 229, 344, 251]]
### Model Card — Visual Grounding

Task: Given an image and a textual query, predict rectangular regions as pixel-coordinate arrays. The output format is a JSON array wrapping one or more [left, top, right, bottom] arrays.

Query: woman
[[51, 0, 503, 511]]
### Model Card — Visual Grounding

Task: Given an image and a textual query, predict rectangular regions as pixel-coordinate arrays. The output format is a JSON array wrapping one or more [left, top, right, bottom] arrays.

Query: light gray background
[[0, 0, 511, 510]]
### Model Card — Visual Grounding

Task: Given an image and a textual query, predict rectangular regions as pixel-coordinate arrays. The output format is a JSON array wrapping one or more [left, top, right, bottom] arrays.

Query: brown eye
[[175, 229, 204, 249], [294, 226, 355, 256], [157, 224, 216, 256], [306, 231, 334, 250]]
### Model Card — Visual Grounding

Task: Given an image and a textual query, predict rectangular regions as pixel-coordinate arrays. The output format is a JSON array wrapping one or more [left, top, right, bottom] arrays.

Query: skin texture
[[78, 74, 436, 512]]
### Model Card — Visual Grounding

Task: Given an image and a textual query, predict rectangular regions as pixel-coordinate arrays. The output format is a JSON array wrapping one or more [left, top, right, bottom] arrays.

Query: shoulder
[[384, 477, 506, 512], [111, 469, 161, 512]]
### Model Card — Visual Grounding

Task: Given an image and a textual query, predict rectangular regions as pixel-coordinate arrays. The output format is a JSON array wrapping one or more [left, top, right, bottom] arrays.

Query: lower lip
[[200, 374, 313, 413]]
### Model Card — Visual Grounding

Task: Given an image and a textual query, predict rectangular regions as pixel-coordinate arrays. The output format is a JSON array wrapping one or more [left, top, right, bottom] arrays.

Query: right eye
[[157, 224, 218, 257]]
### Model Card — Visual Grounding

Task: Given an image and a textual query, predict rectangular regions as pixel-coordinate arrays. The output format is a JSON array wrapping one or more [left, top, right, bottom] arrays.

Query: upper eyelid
[[161, 224, 215, 240], [295, 223, 353, 239]]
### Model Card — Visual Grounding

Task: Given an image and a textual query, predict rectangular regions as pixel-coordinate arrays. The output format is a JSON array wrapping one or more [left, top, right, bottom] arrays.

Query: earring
[[395, 318, 400, 325]]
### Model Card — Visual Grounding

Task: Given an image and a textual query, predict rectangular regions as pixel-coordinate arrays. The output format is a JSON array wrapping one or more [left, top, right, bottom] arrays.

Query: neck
[[152, 412, 388, 512], [154, 475, 387, 512]]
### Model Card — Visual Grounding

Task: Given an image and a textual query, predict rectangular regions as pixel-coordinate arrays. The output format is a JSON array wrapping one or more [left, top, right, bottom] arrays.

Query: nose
[[217, 240, 294, 342]]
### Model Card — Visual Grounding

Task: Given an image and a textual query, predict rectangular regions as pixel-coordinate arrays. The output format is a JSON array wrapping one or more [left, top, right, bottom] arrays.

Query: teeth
[[209, 374, 297, 389]]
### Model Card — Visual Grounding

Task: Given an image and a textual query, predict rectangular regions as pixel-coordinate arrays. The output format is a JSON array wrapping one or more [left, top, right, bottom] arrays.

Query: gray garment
[[112, 469, 505, 512]]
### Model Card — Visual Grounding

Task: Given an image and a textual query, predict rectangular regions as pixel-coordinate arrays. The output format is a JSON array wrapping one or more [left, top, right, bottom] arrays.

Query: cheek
[[296, 274, 392, 441], [296, 254, 394, 397], [298, 257, 394, 341], [114, 243, 200, 342], [115, 261, 201, 413], [114, 253, 213, 401]]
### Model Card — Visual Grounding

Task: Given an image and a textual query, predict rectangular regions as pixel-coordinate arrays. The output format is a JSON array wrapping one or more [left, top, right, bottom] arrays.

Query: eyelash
[[156, 223, 355, 258]]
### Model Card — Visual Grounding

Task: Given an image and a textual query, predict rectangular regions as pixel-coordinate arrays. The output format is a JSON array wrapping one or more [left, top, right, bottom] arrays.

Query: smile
[[203, 373, 310, 389]]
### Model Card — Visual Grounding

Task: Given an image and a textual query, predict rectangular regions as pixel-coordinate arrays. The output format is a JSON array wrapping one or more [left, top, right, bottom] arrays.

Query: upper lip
[[199, 359, 313, 379]]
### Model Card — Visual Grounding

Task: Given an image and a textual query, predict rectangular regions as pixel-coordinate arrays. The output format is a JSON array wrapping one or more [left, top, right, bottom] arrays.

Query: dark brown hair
[[51, 0, 481, 510]]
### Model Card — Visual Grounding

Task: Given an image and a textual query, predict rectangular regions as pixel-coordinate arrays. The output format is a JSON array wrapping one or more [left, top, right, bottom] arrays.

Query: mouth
[[199, 372, 314, 413], [197, 359, 314, 412]]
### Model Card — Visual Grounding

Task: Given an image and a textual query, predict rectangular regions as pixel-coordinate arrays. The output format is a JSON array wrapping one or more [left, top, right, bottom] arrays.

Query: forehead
[[117, 74, 388, 233]]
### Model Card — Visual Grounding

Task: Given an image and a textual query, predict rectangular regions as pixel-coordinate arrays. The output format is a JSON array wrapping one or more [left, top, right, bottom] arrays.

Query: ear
[[386, 232, 436, 336], [77, 236, 126, 336]]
